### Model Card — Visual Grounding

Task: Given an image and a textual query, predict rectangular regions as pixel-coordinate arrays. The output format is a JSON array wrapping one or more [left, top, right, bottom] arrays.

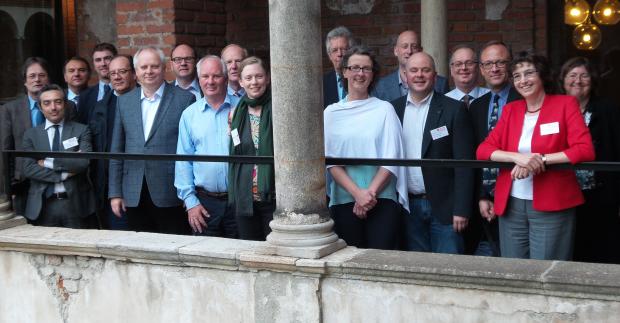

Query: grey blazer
[[108, 82, 195, 208], [372, 69, 450, 102], [21, 121, 95, 221]]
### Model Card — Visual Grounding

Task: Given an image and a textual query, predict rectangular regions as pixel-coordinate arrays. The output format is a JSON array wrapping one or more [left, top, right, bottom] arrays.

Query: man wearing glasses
[[170, 44, 202, 101], [78, 43, 118, 124], [445, 45, 490, 107], [468, 40, 521, 257], [323, 26, 354, 108]]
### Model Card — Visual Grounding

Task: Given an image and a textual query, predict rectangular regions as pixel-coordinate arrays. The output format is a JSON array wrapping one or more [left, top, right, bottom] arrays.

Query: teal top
[[329, 165, 398, 207]]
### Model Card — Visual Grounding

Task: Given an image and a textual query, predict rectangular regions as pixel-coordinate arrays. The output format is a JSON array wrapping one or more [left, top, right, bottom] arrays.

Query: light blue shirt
[[175, 94, 240, 209], [487, 84, 512, 126], [227, 84, 245, 98], [329, 165, 398, 207], [28, 95, 42, 127], [67, 89, 79, 104], [97, 81, 110, 101]]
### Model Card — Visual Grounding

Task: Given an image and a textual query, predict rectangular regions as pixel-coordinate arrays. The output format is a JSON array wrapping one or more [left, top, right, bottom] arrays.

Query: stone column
[[266, 0, 345, 259], [421, 0, 448, 77]]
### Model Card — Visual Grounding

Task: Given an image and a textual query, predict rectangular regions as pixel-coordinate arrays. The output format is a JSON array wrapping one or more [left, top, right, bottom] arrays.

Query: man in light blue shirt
[[175, 55, 239, 237]]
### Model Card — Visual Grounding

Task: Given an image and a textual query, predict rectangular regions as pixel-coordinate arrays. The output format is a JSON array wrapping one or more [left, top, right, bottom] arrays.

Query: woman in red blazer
[[476, 52, 595, 261]]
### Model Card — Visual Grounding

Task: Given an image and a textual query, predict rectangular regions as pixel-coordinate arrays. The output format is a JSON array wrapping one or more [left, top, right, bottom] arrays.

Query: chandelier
[[565, 0, 620, 50]]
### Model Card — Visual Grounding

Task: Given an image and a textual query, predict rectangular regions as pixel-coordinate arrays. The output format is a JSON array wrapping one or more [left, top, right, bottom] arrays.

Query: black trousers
[[125, 179, 190, 235], [236, 200, 274, 241], [330, 198, 402, 250], [574, 188, 620, 264]]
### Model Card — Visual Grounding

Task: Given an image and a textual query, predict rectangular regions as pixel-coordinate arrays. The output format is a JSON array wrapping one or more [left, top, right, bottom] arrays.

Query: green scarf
[[228, 88, 275, 217]]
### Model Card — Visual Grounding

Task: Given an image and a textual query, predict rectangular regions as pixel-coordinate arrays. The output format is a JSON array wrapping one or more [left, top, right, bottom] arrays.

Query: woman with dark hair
[[324, 46, 408, 250], [560, 56, 620, 264], [228, 56, 274, 241], [477, 52, 595, 260]]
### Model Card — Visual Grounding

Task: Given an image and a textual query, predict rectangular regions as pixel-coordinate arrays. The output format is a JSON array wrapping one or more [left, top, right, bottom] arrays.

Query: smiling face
[[109, 56, 136, 95], [342, 54, 373, 95], [450, 47, 478, 91], [405, 52, 437, 99], [93, 50, 114, 80], [64, 59, 90, 93], [170, 44, 196, 81], [394, 31, 421, 68], [39, 89, 66, 124], [512, 62, 544, 100], [479, 44, 511, 91], [239, 63, 270, 99], [135, 49, 164, 90], [563, 65, 592, 102], [24, 63, 49, 98], [198, 58, 227, 99]]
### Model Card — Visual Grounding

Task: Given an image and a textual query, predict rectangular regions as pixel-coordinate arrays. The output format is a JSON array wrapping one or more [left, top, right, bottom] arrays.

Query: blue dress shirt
[[175, 94, 240, 209]]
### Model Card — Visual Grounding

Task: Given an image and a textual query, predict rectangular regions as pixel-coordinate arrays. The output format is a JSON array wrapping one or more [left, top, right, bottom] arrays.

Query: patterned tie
[[32, 102, 45, 127], [461, 94, 471, 108], [337, 75, 346, 100], [482, 94, 501, 197]]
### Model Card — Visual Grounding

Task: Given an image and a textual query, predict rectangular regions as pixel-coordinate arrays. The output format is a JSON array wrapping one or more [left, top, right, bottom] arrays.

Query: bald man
[[373, 30, 449, 102]]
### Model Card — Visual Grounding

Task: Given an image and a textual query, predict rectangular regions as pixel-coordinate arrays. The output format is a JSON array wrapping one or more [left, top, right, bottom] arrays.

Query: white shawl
[[324, 97, 409, 211]]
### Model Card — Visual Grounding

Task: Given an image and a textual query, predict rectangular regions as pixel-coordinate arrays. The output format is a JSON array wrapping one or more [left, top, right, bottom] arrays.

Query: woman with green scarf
[[228, 56, 275, 241]]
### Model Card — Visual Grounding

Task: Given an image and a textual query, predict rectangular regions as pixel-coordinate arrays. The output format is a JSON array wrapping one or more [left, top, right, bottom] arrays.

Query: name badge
[[430, 125, 449, 140], [231, 128, 241, 146], [62, 137, 79, 149], [540, 122, 559, 136]]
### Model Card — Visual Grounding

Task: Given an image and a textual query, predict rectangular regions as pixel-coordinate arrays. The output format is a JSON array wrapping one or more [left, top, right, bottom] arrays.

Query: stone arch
[[23, 12, 55, 64], [0, 10, 19, 98]]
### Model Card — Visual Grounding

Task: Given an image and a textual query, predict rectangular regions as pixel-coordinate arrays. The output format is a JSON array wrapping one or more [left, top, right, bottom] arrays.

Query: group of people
[[1, 25, 618, 264], [323, 27, 619, 264]]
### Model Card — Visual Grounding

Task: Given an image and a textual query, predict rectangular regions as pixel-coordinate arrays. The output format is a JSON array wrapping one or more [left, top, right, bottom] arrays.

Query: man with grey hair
[[323, 26, 353, 108], [221, 44, 248, 98], [175, 55, 239, 237], [109, 46, 196, 234], [445, 45, 489, 107]]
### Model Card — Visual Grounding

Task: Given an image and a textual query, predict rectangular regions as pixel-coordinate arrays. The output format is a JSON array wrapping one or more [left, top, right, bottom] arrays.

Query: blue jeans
[[404, 197, 464, 254]]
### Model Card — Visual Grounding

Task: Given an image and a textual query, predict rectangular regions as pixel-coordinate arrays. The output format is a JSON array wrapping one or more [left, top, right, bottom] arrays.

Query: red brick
[[147, 0, 174, 9], [133, 36, 160, 46], [146, 24, 175, 33], [180, 0, 204, 10], [116, 2, 145, 12], [117, 25, 145, 36], [451, 22, 468, 32]]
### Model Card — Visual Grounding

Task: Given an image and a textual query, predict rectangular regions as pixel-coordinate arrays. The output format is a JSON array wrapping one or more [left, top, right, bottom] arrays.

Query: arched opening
[[0, 10, 19, 99]]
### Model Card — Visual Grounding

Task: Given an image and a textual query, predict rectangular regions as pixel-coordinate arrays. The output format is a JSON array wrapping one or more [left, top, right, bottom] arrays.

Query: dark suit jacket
[[469, 87, 521, 200], [373, 69, 450, 102], [20, 121, 95, 221], [77, 85, 100, 124], [391, 92, 475, 224], [108, 82, 196, 208], [323, 70, 340, 108], [88, 91, 118, 207]]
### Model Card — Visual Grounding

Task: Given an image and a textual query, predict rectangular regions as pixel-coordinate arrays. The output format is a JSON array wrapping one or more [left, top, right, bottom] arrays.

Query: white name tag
[[231, 128, 241, 146], [62, 137, 79, 149], [540, 122, 559, 136], [430, 125, 449, 140]]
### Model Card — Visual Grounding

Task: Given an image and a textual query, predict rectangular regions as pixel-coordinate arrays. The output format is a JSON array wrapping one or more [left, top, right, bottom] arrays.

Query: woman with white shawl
[[324, 46, 409, 250]]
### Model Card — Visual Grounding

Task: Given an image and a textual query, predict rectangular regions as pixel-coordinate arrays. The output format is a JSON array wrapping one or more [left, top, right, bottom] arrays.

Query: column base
[[266, 217, 347, 259], [0, 199, 14, 221], [0, 216, 26, 230]]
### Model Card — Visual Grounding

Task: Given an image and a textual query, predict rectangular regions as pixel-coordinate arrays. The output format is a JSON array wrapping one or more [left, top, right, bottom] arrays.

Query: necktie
[[32, 102, 45, 127], [45, 125, 61, 198], [73, 95, 79, 104], [337, 75, 346, 100], [104, 84, 111, 95], [461, 94, 471, 108], [483, 94, 501, 196]]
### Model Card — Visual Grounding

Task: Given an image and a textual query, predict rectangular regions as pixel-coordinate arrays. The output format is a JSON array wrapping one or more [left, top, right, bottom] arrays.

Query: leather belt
[[48, 192, 68, 200], [196, 187, 228, 200], [408, 193, 427, 200]]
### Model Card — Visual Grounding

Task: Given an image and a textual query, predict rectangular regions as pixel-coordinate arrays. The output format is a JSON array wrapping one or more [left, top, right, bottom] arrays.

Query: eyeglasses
[[345, 66, 373, 74], [329, 47, 348, 55], [512, 69, 538, 82], [109, 69, 131, 77], [450, 60, 478, 68], [171, 56, 196, 64], [566, 72, 591, 81], [26, 73, 48, 80], [480, 60, 510, 70]]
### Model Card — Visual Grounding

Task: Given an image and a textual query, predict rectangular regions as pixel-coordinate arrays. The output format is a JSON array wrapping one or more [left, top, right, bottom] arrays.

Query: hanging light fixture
[[573, 18, 603, 50], [593, 0, 620, 25], [565, 0, 591, 25]]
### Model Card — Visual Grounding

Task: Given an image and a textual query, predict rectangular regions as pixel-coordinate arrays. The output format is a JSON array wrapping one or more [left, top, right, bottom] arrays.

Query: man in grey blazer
[[21, 84, 95, 228], [372, 30, 450, 102], [109, 47, 195, 235]]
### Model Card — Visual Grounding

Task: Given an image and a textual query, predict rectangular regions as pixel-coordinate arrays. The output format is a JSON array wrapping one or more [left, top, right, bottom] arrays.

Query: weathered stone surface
[[254, 271, 321, 323], [97, 232, 200, 264], [179, 237, 267, 268], [421, 0, 448, 76], [0, 215, 26, 230], [543, 261, 620, 297]]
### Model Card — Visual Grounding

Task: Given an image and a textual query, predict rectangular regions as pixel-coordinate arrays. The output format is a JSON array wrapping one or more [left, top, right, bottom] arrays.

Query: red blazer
[[476, 95, 595, 215]]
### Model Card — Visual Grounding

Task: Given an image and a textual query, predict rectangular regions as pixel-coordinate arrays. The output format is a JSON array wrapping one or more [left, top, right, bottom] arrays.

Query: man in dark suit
[[77, 43, 118, 124], [1, 57, 76, 216], [169, 43, 202, 101], [21, 84, 95, 228], [467, 40, 520, 256], [391, 52, 474, 254], [109, 47, 196, 235], [373, 30, 449, 102], [89, 54, 137, 230], [323, 26, 353, 108]]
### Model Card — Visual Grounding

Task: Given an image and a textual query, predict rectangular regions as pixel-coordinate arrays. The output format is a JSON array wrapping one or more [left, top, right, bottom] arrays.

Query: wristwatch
[[541, 154, 547, 165]]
